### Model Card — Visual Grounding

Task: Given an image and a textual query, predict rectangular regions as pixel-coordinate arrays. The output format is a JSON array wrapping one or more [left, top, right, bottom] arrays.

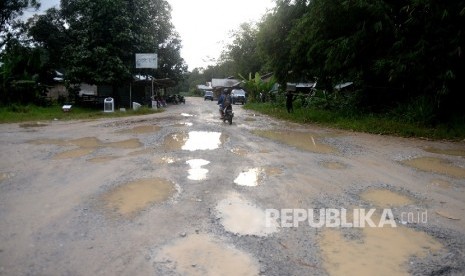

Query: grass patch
[[0, 104, 163, 124], [244, 103, 465, 140]]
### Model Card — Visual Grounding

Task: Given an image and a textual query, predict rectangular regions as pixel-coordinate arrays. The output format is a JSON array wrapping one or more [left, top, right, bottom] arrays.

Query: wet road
[[1, 97, 465, 275]]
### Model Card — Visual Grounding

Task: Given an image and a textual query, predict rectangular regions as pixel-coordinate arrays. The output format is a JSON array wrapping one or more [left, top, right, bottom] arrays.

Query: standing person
[[286, 90, 296, 113]]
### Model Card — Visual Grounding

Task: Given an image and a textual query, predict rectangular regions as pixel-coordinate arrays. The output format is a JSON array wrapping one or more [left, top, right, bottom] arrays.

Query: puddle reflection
[[186, 159, 210, 181]]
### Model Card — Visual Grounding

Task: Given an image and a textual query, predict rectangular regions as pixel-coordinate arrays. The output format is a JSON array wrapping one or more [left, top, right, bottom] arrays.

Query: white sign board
[[135, 53, 158, 69]]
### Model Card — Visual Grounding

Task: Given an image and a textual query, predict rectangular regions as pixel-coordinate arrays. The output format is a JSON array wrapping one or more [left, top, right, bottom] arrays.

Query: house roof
[[211, 78, 241, 88]]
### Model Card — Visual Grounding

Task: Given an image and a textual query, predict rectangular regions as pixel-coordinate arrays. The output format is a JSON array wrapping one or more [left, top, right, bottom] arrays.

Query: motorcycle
[[222, 105, 234, 125]]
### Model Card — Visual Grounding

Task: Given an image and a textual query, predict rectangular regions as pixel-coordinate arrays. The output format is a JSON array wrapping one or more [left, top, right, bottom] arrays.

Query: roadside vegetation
[[245, 102, 465, 140], [0, 104, 160, 124]]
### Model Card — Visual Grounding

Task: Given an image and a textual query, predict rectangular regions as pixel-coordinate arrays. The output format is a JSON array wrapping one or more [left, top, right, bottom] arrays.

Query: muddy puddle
[[403, 157, 465, 178], [103, 178, 176, 217], [430, 179, 452, 189], [234, 168, 263, 187], [153, 156, 176, 164], [321, 161, 347, 170], [117, 125, 161, 134], [265, 166, 283, 176], [0, 172, 13, 182], [173, 122, 193, 127], [360, 189, 413, 208], [162, 131, 225, 151], [230, 147, 249, 156], [215, 192, 279, 236], [424, 147, 465, 157], [253, 130, 337, 154], [19, 122, 47, 128], [87, 156, 120, 163], [156, 234, 259, 276], [320, 222, 443, 276], [186, 159, 210, 181], [31, 137, 143, 159]]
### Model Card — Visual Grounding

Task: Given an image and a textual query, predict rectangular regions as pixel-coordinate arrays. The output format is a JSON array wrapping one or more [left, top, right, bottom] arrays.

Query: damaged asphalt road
[[1, 97, 464, 275]]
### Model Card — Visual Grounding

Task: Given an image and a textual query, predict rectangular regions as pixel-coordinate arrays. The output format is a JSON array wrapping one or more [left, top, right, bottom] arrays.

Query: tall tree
[[1, 0, 40, 46]]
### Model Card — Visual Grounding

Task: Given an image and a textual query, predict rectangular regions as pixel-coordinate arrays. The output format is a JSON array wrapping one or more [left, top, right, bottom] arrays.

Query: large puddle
[[156, 234, 259, 276], [103, 178, 176, 217], [403, 157, 465, 178], [30, 137, 143, 159], [215, 192, 279, 236], [320, 223, 443, 276], [186, 159, 210, 181], [162, 131, 225, 151], [234, 168, 263, 187], [423, 147, 465, 157], [253, 130, 337, 154], [360, 189, 413, 208]]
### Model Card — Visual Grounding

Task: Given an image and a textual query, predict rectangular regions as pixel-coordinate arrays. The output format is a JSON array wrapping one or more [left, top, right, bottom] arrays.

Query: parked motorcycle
[[177, 94, 185, 104]]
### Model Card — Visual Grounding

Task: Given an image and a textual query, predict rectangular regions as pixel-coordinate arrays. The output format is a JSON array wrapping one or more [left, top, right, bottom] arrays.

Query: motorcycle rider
[[218, 88, 232, 118]]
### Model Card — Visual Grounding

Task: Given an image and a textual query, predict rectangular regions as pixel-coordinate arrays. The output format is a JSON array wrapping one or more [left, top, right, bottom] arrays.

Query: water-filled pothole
[[215, 192, 279, 236], [19, 122, 47, 128], [87, 156, 119, 163], [320, 222, 443, 276], [253, 130, 338, 154], [423, 147, 465, 157], [118, 125, 161, 134], [321, 161, 347, 170], [234, 168, 263, 187], [360, 189, 413, 208], [186, 159, 210, 181], [403, 157, 465, 178], [155, 234, 260, 275], [162, 131, 225, 151], [53, 148, 95, 159], [30, 137, 143, 159], [103, 178, 176, 217]]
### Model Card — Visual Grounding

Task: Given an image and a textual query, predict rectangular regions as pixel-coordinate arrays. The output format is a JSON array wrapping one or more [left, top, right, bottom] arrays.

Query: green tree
[[1, 0, 40, 46], [222, 22, 263, 77]]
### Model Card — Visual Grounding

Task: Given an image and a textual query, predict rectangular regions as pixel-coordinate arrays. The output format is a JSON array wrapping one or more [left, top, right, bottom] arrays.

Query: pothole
[[155, 233, 260, 275], [0, 172, 14, 182], [53, 148, 95, 159], [30, 137, 143, 159], [182, 131, 222, 151], [106, 138, 143, 149], [253, 130, 338, 154], [430, 179, 452, 189], [321, 161, 347, 170], [230, 147, 249, 156], [118, 125, 161, 134], [215, 192, 279, 236], [423, 147, 465, 157], [360, 189, 413, 208], [320, 221, 443, 276], [186, 159, 210, 181], [103, 178, 176, 217], [234, 168, 263, 187], [162, 131, 225, 151], [402, 157, 465, 178], [19, 122, 47, 128], [87, 156, 119, 163]]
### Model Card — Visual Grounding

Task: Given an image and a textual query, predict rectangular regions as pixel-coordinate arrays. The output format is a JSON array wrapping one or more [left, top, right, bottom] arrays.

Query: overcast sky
[[26, 0, 275, 71]]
